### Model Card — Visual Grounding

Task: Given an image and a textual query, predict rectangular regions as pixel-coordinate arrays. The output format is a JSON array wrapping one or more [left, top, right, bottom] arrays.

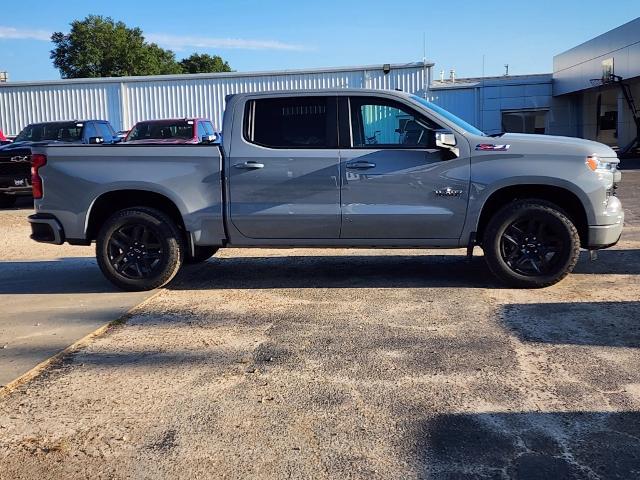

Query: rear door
[[227, 95, 341, 239], [339, 95, 470, 239]]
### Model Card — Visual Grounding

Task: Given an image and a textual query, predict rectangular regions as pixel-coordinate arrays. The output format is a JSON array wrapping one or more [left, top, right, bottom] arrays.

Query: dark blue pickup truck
[[0, 120, 119, 207]]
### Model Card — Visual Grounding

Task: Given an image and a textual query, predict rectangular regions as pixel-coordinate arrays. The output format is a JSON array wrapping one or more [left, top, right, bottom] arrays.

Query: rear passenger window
[[244, 97, 337, 148]]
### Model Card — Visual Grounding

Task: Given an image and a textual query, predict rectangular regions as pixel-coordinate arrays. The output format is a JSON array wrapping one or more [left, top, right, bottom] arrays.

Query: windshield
[[410, 95, 486, 136], [127, 121, 194, 141], [14, 122, 83, 143]]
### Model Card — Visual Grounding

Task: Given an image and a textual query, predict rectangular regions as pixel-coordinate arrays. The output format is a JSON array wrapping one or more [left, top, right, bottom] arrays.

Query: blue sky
[[0, 1, 638, 81]]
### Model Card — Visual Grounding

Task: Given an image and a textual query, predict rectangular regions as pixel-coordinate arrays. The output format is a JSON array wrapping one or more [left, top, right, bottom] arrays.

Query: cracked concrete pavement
[[0, 172, 639, 479]]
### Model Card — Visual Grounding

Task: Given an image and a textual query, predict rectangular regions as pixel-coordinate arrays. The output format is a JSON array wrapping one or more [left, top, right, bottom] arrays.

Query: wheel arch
[[86, 189, 186, 242], [476, 184, 590, 248]]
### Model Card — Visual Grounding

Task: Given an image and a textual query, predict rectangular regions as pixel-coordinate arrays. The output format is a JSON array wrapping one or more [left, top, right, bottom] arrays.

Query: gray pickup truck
[[28, 89, 623, 290]]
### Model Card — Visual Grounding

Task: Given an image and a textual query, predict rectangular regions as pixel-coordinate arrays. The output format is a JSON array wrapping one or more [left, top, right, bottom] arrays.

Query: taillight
[[31, 154, 47, 199]]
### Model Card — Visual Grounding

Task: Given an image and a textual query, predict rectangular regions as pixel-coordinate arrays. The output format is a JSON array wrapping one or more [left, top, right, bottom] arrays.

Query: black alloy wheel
[[499, 216, 564, 276], [106, 223, 163, 279]]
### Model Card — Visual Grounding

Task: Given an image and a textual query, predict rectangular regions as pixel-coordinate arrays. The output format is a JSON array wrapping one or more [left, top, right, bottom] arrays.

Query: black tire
[[0, 194, 17, 208], [185, 246, 218, 264], [482, 200, 580, 288], [96, 207, 185, 291]]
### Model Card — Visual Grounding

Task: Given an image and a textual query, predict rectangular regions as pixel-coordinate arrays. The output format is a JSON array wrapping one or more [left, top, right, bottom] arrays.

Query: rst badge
[[475, 144, 510, 151]]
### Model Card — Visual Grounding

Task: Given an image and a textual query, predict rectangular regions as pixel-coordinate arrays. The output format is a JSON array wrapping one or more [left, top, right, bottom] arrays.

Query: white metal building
[[0, 62, 431, 136]]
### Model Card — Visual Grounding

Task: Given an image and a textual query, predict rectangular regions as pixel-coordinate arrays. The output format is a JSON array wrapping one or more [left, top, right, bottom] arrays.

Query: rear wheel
[[96, 207, 184, 291], [185, 246, 218, 264], [0, 194, 17, 208], [483, 200, 580, 288]]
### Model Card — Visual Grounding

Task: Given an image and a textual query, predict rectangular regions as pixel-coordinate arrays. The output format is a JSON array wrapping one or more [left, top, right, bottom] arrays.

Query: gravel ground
[[0, 177, 639, 479]]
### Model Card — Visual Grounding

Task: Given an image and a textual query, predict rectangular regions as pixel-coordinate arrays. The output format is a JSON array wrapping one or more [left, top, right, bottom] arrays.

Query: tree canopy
[[51, 16, 231, 79], [179, 53, 231, 74]]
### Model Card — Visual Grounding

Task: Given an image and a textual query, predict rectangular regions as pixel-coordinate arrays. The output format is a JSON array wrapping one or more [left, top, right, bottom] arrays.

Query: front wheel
[[482, 200, 581, 288], [96, 207, 185, 291]]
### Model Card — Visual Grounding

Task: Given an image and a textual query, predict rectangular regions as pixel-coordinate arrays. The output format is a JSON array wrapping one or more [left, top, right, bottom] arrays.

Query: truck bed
[[33, 144, 226, 246]]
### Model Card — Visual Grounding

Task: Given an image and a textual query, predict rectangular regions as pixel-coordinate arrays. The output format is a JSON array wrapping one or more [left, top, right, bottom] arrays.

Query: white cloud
[[0, 25, 307, 52], [146, 33, 307, 52], [0, 26, 51, 41]]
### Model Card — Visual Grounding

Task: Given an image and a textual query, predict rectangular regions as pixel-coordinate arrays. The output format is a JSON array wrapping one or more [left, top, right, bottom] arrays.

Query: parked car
[[29, 89, 623, 290], [0, 120, 119, 207], [124, 118, 218, 144]]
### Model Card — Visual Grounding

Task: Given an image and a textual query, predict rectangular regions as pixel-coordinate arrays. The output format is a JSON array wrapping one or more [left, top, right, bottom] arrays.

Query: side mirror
[[201, 134, 218, 144], [88, 136, 104, 145], [435, 130, 456, 148]]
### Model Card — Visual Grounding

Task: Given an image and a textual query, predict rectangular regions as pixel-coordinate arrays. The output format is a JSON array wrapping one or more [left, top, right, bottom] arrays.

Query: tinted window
[[83, 123, 98, 140], [127, 120, 194, 141], [14, 122, 83, 142], [96, 123, 113, 141], [196, 122, 206, 141], [245, 97, 337, 148], [350, 97, 442, 148], [203, 121, 215, 136]]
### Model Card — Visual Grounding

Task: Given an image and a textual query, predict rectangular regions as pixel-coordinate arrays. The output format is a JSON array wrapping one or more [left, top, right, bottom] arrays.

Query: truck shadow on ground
[[414, 411, 640, 478], [0, 247, 637, 295], [0, 258, 122, 294], [172, 254, 500, 290], [501, 300, 640, 348], [172, 248, 640, 291]]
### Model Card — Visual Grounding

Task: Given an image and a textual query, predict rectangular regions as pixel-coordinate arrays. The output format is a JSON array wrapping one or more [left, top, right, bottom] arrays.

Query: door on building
[[339, 95, 470, 239]]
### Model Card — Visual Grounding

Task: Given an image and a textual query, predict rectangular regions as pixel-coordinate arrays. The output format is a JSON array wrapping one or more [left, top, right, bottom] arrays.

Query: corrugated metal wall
[[0, 63, 429, 135]]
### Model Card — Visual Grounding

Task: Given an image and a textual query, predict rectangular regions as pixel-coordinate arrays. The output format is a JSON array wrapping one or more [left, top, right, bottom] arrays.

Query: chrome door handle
[[346, 161, 376, 169], [234, 161, 264, 169]]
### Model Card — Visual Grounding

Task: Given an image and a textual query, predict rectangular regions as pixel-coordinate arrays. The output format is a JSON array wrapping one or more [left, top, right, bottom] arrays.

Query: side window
[[104, 122, 116, 137], [196, 122, 206, 141], [350, 97, 442, 148], [83, 123, 97, 140], [203, 121, 216, 136], [97, 123, 112, 141], [244, 96, 337, 148]]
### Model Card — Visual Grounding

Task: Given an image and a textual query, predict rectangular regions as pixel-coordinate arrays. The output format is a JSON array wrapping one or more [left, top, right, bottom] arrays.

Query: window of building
[[244, 97, 337, 148], [501, 110, 548, 134]]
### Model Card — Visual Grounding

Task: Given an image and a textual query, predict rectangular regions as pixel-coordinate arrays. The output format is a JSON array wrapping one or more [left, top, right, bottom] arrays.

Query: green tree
[[50, 15, 182, 78], [179, 53, 232, 74]]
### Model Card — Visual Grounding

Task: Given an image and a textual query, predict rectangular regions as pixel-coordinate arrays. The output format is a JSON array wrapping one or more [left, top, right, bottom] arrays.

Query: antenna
[[504, 64, 509, 76], [422, 32, 428, 98], [481, 55, 485, 131]]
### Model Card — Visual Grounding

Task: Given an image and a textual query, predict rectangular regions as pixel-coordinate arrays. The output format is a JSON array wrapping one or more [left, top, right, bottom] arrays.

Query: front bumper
[[0, 185, 31, 196], [28, 214, 65, 245], [588, 211, 624, 249]]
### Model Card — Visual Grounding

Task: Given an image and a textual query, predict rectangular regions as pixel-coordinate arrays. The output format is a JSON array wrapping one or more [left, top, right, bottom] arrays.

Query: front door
[[228, 95, 341, 239], [340, 96, 470, 239]]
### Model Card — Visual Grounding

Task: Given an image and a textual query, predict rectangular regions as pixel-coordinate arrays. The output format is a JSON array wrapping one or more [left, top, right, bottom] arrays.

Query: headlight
[[585, 155, 616, 172]]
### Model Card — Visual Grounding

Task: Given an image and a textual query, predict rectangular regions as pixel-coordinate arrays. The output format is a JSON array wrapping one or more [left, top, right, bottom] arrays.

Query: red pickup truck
[[124, 118, 218, 144]]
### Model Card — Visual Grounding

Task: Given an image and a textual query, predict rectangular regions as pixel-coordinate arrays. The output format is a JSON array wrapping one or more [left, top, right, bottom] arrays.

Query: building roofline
[[430, 73, 552, 89], [0, 61, 434, 88]]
